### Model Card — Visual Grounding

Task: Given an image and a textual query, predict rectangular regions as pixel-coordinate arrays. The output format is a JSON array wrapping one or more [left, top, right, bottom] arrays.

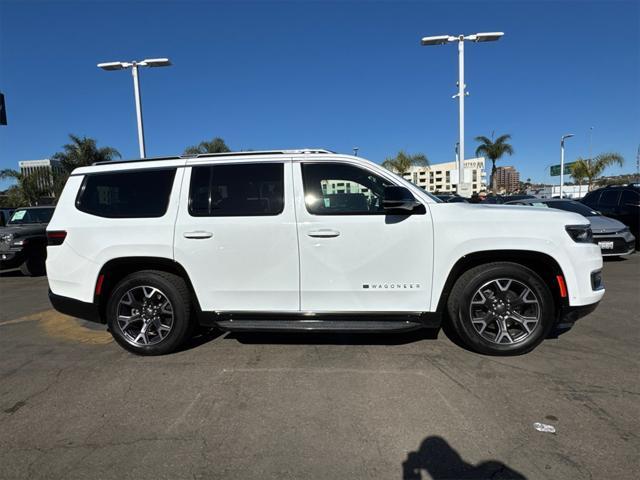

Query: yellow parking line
[[1, 309, 112, 345]]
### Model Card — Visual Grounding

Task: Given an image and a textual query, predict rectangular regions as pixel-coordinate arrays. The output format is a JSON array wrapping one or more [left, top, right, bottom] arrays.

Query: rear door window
[[188, 163, 284, 216], [599, 190, 620, 209], [582, 191, 601, 208], [76, 169, 177, 218], [621, 190, 640, 205]]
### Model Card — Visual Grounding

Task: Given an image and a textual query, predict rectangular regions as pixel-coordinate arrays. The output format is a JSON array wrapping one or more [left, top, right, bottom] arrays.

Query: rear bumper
[[48, 290, 103, 324]]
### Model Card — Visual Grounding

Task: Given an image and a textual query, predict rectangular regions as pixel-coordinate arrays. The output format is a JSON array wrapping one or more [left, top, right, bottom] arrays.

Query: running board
[[215, 319, 424, 332]]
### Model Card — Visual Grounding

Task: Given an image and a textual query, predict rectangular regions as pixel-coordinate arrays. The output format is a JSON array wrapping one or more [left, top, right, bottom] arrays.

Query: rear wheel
[[447, 262, 555, 355], [106, 270, 193, 355], [20, 255, 46, 276]]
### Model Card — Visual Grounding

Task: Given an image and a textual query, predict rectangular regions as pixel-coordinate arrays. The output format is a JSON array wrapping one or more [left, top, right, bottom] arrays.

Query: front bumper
[[593, 232, 636, 257], [0, 250, 26, 270], [555, 301, 600, 330], [49, 290, 103, 324]]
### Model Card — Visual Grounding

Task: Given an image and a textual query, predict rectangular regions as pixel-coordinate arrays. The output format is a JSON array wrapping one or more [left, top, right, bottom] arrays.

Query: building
[[402, 157, 486, 194], [18, 159, 64, 195], [494, 166, 520, 193]]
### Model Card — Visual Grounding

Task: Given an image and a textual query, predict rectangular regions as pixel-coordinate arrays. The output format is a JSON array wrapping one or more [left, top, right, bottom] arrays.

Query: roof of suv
[[92, 149, 335, 166], [70, 148, 363, 176]]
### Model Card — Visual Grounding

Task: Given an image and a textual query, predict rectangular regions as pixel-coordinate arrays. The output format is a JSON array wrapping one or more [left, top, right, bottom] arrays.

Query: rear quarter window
[[76, 169, 177, 218]]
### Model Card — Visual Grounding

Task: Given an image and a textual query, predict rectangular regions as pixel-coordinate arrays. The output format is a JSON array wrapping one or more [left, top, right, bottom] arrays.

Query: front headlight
[[566, 225, 594, 243], [1, 233, 14, 243]]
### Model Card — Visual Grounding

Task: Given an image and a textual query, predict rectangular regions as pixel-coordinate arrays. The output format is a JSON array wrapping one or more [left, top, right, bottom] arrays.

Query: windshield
[[545, 201, 599, 216], [8, 208, 55, 225]]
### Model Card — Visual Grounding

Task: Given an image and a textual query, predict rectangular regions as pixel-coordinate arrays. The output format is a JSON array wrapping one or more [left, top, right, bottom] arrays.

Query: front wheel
[[106, 270, 193, 355], [447, 262, 556, 355]]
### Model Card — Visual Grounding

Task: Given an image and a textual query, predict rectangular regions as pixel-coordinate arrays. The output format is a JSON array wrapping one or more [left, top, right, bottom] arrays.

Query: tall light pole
[[421, 32, 504, 196], [97, 58, 172, 158], [560, 133, 574, 198]]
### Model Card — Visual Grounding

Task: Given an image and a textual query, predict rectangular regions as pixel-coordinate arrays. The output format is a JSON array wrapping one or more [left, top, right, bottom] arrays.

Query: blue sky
[[1, 0, 638, 189]]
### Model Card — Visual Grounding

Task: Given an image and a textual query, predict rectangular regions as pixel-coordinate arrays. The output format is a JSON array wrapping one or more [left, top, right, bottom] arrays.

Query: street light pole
[[560, 134, 574, 198], [130, 63, 146, 158], [97, 58, 172, 159], [421, 32, 504, 196], [457, 37, 465, 190]]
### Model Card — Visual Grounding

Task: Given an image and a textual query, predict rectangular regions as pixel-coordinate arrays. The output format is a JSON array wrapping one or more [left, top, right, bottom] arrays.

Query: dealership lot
[[0, 256, 638, 480]]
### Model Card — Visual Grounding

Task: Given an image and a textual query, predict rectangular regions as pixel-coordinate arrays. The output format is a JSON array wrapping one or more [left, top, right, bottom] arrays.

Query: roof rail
[[92, 148, 333, 166]]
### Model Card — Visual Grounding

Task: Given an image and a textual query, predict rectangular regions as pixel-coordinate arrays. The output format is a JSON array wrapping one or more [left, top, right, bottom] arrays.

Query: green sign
[[550, 162, 576, 177]]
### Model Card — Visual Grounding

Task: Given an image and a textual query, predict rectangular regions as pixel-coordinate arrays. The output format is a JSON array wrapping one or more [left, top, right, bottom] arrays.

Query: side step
[[215, 319, 425, 333]]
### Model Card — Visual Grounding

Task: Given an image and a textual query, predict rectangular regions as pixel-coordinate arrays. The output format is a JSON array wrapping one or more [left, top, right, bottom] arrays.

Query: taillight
[[47, 230, 67, 246]]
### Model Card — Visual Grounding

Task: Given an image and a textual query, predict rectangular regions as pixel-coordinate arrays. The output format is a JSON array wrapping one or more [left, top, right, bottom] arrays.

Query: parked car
[[503, 194, 537, 202], [504, 198, 636, 257], [435, 194, 468, 203], [480, 195, 505, 204], [0, 208, 15, 227], [0, 206, 55, 275], [47, 149, 604, 356], [581, 185, 640, 248]]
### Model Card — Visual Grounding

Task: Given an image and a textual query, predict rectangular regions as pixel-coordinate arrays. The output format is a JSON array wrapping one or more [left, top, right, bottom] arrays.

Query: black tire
[[20, 255, 46, 277], [447, 262, 555, 355], [106, 270, 193, 355]]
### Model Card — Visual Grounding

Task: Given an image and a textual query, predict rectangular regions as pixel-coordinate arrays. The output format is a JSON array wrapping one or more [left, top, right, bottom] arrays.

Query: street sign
[[550, 162, 576, 176]]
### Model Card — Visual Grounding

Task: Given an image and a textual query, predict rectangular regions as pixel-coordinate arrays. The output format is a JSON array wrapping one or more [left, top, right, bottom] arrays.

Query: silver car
[[505, 198, 636, 257]]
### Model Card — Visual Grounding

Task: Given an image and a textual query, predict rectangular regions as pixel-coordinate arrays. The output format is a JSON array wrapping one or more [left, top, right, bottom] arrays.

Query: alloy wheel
[[468, 278, 541, 345], [116, 286, 174, 347]]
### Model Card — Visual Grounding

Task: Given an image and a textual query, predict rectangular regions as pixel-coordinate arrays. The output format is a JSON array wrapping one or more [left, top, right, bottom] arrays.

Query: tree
[[381, 151, 429, 175], [0, 135, 120, 206], [570, 153, 624, 191], [52, 134, 121, 173], [474, 133, 514, 192], [0, 169, 51, 206], [184, 137, 231, 155]]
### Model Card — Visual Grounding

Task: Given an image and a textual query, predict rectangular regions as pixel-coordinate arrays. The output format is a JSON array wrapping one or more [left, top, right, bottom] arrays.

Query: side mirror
[[383, 186, 422, 213]]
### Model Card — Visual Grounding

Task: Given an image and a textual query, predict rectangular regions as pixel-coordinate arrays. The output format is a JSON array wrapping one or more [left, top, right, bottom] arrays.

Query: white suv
[[46, 149, 604, 356]]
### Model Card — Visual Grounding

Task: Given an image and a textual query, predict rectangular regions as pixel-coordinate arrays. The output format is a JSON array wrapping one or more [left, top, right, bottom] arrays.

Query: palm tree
[[381, 151, 429, 175], [184, 137, 230, 155], [570, 161, 587, 189], [570, 153, 624, 191], [474, 133, 514, 192], [52, 134, 121, 173], [0, 169, 52, 206]]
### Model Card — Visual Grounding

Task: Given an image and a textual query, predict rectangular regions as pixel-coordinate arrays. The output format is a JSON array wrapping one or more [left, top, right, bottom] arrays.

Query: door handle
[[183, 231, 213, 239], [307, 229, 340, 238]]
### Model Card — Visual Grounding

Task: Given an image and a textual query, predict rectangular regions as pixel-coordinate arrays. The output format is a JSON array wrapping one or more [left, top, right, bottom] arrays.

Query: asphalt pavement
[[0, 256, 639, 480]]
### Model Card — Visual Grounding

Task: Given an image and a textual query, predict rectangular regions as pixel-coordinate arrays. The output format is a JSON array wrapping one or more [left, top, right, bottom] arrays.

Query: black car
[[582, 185, 640, 248], [0, 206, 55, 276], [0, 208, 14, 227]]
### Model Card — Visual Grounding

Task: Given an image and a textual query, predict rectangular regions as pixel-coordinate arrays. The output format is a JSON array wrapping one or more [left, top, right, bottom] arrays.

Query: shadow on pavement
[[173, 327, 226, 353], [227, 328, 440, 346], [0, 269, 25, 277], [603, 256, 629, 263], [402, 436, 526, 480]]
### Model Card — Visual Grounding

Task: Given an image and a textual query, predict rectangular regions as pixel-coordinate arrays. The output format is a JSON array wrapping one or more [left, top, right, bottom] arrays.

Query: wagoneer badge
[[362, 283, 421, 289]]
